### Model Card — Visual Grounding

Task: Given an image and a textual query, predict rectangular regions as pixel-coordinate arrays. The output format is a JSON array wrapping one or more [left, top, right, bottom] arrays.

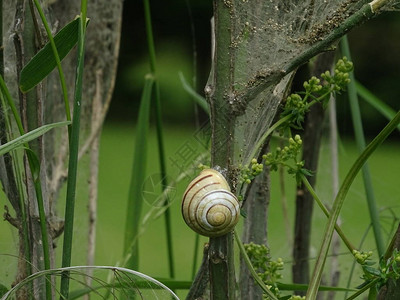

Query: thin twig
[[327, 94, 341, 300], [84, 69, 103, 300]]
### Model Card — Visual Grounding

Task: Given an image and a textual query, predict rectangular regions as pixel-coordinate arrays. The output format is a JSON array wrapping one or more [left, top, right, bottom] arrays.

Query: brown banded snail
[[181, 169, 240, 237]]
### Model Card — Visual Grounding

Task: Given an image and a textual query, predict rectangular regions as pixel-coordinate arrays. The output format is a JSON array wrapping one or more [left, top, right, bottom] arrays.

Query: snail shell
[[181, 169, 240, 237]]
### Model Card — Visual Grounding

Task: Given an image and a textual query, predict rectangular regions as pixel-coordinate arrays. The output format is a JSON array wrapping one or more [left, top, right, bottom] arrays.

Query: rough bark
[[239, 163, 270, 300]]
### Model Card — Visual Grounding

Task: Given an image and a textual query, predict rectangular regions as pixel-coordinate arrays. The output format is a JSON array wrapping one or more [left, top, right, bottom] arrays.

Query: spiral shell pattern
[[182, 169, 240, 237]]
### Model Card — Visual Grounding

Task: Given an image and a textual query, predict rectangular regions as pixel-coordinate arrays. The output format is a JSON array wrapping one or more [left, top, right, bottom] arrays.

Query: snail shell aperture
[[181, 169, 240, 237]]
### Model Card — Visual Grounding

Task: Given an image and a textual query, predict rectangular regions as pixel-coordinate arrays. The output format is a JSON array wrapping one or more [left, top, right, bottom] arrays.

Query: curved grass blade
[[69, 278, 192, 299], [179, 72, 209, 114], [306, 110, 400, 300], [0, 266, 179, 300], [356, 81, 400, 132], [19, 17, 89, 93], [0, 121, 70, 156], [123, 74, 154, 270]]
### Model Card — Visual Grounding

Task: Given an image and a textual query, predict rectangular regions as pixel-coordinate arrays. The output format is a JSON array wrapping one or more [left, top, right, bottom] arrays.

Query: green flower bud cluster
[[280, 57, 353, 131], [353, 249, 373, 265], [244, 242, 270, 270], [281, 93, 307, 129], [263, 135, 303, 172], [303, 76, 322, 93], [321, 57, 353, 92], [262, 135, 312, 185], [239, 158, 264, 184], [244, 242, 284, 297]]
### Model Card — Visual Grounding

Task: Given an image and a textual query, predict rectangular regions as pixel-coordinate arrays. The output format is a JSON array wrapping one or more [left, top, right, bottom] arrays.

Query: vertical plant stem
[[207, 1, 236, 298], [327, 95, 341, 300], [143, 0, 175, 278], [340, 36, 385, 257], [60, 3, 87, 296], [84, 70, 103, 298]]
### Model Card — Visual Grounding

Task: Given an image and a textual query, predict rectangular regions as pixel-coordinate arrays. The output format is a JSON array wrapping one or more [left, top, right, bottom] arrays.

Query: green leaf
[[19, 17, 89, 93], [363, 266, 381, 277], [0, 121, 70, 156]]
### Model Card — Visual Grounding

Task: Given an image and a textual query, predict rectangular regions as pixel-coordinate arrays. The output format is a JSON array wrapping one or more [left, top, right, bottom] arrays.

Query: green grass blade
[[0, 75, 24, 135], [19, 16, 87, 93], [0, 121, 70, 156], [179, 72, 209, 114], [31, 0, 72, 124], [341, 37, 385, 257], [124, 75, 154, 270], [154, 80, 175, 278], [355, 81, 400, 132], [143, 0, 175, 278], [152, 78, 175, 278], [60, 8, 87, 298], [306, 110, 400, 300]]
